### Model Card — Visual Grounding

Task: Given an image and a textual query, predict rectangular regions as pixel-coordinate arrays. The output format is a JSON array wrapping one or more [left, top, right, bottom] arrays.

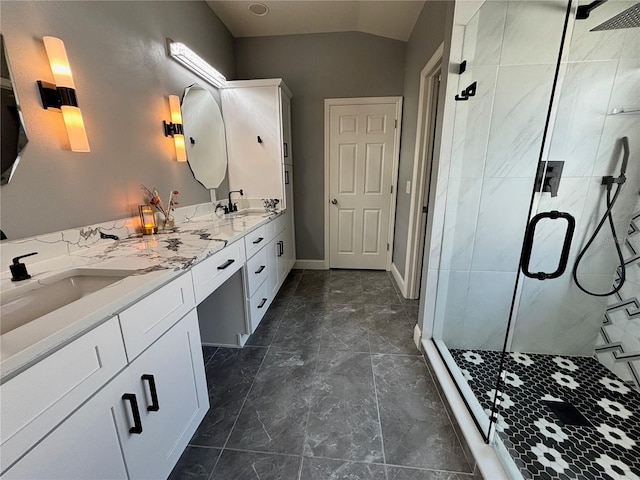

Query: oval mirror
[[1, 33, 28, 185], [181, 84, 227, 189]]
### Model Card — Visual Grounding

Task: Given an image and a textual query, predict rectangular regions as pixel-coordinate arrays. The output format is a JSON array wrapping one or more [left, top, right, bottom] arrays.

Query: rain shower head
[[591, 2, 640, 31]]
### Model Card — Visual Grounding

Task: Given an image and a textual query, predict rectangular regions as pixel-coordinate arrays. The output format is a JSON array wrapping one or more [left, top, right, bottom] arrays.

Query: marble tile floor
[[169, 269, 479, 480]]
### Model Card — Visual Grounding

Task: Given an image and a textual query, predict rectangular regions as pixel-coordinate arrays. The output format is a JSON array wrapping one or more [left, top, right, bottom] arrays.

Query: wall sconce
[[37, 36, 90, 152], [163, 95, 187, 162], [168, 41, 226, 88], [138, 205, 157, 235]]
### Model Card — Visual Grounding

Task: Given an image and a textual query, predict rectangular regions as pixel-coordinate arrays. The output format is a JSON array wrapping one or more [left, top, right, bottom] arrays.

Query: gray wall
[[0, 1, 235, 240], [235, 32, 406, 261], [392, 1, 448, 277]]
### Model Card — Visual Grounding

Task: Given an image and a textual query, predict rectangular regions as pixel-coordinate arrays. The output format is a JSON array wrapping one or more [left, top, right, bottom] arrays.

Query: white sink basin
[[1, 269, 135, 335]]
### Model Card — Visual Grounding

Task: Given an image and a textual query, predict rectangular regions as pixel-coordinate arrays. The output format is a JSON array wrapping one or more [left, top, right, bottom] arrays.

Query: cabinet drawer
[[119, 273, 195, 361], [247, 280, 270, 334], [245, 246, 269, 298], [191, 240, 245, 304], [0, 317, 127, 471], [244, 225, 267, 259]]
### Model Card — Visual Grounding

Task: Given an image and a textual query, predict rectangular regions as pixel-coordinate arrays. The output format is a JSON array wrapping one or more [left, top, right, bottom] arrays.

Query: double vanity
[[0, 78, 296, 479], [0, 205, 295, 479]]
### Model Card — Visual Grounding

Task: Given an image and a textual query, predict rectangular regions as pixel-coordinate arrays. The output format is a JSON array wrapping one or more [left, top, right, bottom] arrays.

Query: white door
[[328, 101, 399, 269]]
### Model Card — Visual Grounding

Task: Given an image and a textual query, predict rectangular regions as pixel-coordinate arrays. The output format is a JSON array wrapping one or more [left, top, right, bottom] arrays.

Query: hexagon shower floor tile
[[450, 349, 640, 480]]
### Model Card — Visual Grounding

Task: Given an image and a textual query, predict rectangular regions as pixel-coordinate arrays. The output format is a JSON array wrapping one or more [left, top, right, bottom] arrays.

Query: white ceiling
[[206, 1, 427, 42]]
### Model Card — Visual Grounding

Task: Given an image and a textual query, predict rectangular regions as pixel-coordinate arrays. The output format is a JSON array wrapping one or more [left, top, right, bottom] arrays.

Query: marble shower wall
[[511, 1, 640, 355], [597, 203, 640, 392], [435, 0, 640, 355], [437, 0, 565, 350]]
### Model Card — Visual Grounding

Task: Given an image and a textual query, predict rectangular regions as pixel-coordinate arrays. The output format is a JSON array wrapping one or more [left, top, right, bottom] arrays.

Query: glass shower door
[[493, 1, 640, 477], [431, 0, 569, 442]]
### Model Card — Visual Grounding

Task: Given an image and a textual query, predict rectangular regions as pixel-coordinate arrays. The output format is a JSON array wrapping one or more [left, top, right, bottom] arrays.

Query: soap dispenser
[[10, 252, 38, 282]]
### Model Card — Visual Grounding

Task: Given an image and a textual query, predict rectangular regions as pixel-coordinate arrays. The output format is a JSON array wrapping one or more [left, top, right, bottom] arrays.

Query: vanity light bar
[[168, 42, 226, 88]]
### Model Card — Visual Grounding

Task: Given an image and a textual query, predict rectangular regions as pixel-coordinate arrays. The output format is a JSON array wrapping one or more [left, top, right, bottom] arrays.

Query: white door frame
[[403, 44, 444, 298], [324, 96, 403, 270]]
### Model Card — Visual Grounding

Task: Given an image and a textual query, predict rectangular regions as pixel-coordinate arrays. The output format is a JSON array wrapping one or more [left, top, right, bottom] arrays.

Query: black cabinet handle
[[217, 259, 235, 270], [521, 210, 575, 280], [122, 393, 143, 434], [258, 298, 267, 308], [284, 142, 288, 158], [277, 241, 283, 257], [255, 265, 266, 274], [285, 170, 290, 185], [252, 237, 264, 245], [141, 374, 160, 412]]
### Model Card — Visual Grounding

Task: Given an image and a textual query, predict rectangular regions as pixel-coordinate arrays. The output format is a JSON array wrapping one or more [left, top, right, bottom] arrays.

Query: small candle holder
[[139, 205, 157, 235]]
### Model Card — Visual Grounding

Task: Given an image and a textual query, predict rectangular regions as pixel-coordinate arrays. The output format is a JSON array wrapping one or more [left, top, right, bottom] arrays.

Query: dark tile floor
[[169, 269, 476, 480]]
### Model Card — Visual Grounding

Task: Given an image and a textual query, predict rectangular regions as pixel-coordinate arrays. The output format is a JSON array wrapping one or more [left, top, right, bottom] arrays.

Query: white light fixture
[[163, 95, 187, 162], [38, 36, 90, 152], [168, 41, 226, 88]]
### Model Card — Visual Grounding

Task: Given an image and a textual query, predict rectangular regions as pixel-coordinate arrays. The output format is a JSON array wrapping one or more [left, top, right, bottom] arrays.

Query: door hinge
[[394, 119, 398, 129], [386, 243, 389, 251], [390, 185, 393, 194]]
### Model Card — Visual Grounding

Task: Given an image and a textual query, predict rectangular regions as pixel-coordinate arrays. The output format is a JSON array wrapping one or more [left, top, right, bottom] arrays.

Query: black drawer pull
[[252, 237, 264, 245], [141, 374, 160, 412], [255, 265, 266, 274], [217, 259, 235, 270], [122, 393, 143, 434], [258, 298, 267, 308]]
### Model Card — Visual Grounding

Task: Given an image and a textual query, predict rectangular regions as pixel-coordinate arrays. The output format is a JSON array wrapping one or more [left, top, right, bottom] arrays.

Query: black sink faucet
[[10, 252, 38, 282], [226, 189, 244, 214]]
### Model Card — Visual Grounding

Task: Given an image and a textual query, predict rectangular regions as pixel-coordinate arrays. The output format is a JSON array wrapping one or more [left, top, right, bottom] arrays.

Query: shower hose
[[572, 136, 630, 297]]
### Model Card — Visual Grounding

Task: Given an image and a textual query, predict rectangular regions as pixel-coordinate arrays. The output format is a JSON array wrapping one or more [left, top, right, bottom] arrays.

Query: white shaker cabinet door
[[117, 309, 209, 480], [2, 371, 130, 480], [222, 85, 284, 201]]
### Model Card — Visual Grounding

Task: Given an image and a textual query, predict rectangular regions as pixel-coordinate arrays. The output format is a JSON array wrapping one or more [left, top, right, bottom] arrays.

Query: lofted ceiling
[[206, 1, 427, 42]]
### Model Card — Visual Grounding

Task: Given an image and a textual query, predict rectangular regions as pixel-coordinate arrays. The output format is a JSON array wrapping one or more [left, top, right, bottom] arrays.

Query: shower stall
[[425, 0, 640, 478]]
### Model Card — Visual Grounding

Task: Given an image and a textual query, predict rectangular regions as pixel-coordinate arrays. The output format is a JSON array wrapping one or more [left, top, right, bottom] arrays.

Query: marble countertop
[[0, 207, 279, 382]]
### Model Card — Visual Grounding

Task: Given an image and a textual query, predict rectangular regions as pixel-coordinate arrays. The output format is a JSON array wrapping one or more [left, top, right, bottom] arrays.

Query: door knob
[[331, 199, 338, 205]]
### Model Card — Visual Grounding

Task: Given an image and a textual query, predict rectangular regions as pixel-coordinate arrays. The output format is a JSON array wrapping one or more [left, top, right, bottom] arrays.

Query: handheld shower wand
[[572, 137, 630, 297]]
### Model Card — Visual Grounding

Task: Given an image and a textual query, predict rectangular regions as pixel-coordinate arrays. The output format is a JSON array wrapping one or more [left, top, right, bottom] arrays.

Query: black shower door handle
[[521, 210, 575, 280]]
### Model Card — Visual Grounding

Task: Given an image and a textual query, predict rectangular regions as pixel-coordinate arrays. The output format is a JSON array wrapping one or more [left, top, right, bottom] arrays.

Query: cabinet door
[[283, 165, 296, 271], [282, 93, 293, 166], [117, 310, 209, 480], [276, 230, 288, 288], [222, 86, 284, 201], [2, 372, 130, 480], [267, 237, 280, 299]]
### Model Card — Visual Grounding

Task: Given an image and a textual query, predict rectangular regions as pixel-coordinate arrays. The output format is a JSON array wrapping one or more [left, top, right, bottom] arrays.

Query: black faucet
[[10, 252, 38, 282], [225, 189, 244, 214]]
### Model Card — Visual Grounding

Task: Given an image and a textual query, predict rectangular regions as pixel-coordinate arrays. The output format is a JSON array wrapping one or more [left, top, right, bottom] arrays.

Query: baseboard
[[422, 340, 510, 480], [294, 259, 328, 270], [390, 262, 408, 298]]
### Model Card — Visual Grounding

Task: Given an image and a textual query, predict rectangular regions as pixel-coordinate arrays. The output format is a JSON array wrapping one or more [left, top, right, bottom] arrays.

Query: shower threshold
[[449, 348, 640, 480]]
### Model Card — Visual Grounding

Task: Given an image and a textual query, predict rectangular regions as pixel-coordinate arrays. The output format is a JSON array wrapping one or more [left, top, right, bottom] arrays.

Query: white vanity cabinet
[[2, 368, 132, 480], [221, 79, 293, 208], [115, 309, 208, 480], [1, 275, 208, 480], [244, 225, 272, 334]]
